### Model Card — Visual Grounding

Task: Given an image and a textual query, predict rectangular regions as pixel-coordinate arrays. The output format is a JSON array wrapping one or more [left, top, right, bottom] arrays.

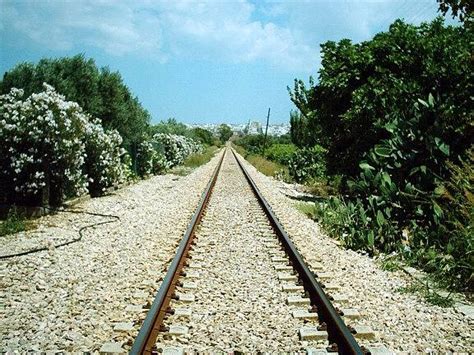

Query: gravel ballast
[[2, 146, 472, 353], [236, 150, 473, 353], [0, 152, 223, 353], [155, 151, 315, 352]]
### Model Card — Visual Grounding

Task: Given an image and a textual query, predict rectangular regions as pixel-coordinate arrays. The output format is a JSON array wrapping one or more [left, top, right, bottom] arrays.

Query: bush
[[218, 124, 233, 143], [0, 83, 127, 206], [190, 127, 214, 146], [235, 134, 266, 154], [0, 84, 88, 206], [246, 155, 284, 178], [264, 144, 297, 165], [422, 147, 473, 290], [149, 119, 215, 146], [288, 145, 327, 183], [84, 121, 128, 196], [153, 133, 203, 169], [287, 17, 473, 290], [0, 55, 150, 148], [183, 146, 219, 169], [135, 140, 166, 177], [150, 118, 189, 136], [290, 19, 472, 177]]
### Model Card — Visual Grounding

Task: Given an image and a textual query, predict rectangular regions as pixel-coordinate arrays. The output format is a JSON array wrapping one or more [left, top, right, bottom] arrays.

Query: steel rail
[[231, 149, 364, 355], [130, 150, 225, 355]]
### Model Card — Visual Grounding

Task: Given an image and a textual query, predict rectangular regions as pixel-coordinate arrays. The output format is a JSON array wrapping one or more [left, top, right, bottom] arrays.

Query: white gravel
[[0, 151, 223, 353], [156, 151, 320, 352], [236, 150, 473, 353], [3, 146, 472, 353]]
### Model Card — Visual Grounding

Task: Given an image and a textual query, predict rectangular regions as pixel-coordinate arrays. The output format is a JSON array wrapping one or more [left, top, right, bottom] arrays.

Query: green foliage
[[380, 257, 401, 272], [295, 202, 317, 218], [190, 127, 214, 145], [0, 54, 150, 148], [437, 0, 473, 24], [397, 280, 455, 307], [84, 123, 127, 197], [182, 146, 219, 169], [289, 19, 472, 177], [153, 133, 203, 168], [218, 124, 233, 143], [246, 155, 284, 177], [288, 145, 327, 183], [264, 144, 297, 165], [150, 119, 215, 146], [1, 84, 129, 205], [232, 144, 286, 178], [235, 134, 266, 154], [135, 140, 166, 177], [235, 134, 292, 156], [289, 110, 308, 148], [0, 207, 26, 237], [232, 144, 248, 158], [289, 18, 473, 290], [150, 118, 189, 136]]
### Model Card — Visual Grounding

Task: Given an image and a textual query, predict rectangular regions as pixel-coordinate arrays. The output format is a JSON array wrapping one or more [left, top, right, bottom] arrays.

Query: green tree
[[0, 54, 150, 148], [437, 0, 473, 24], [289, 19, 472, 177], [218, 124, 233, 143], [150, 118, 189, 136], [288, 18, 473, 289], [190, 127, 214, 145]]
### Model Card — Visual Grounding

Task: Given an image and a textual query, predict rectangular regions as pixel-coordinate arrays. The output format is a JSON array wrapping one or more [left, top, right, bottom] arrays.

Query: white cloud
[[159, 2, 315, 69], [1, 0, 449, 71], [2, 0, 163, 56], [1, 0, 316, 70]]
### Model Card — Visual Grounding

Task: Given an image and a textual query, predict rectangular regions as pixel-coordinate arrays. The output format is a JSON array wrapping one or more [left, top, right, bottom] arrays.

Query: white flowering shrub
[[0, 83, 128, 205], [84, 120, 128, 196], [153, 133, 203, 168], [136, 140, 154, 177], [151, 151, 167, 175], [1, 84, 88, 205], [135, 140, 165, 177], [136, 140, 169, 176], [121, 151, 134, 181]]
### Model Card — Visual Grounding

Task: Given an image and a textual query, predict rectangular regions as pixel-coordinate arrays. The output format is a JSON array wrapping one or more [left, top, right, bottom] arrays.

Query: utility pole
[[262, 107, 271, 156]]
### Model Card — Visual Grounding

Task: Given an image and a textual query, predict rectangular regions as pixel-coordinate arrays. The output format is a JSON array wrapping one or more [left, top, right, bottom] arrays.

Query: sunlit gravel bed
[[237, 151, 473, 353], [0, 152, 222, 353], [155, 151, 309, 352]]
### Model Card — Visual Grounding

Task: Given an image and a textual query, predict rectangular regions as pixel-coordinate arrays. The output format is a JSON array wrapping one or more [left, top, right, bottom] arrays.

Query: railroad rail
[[131, 148, 364, 354]]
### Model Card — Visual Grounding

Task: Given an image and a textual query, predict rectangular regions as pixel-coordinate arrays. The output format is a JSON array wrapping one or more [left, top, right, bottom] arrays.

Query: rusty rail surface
[[231, 149, 363, 355], [130, 150, 225, 355]]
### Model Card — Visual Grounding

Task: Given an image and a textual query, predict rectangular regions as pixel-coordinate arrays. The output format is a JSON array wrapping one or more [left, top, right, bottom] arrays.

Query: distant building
[[186, 122, 290, 136]]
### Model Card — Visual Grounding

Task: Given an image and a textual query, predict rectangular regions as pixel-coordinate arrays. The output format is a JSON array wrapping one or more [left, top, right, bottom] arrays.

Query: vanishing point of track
[[131, 147, 365, 354]]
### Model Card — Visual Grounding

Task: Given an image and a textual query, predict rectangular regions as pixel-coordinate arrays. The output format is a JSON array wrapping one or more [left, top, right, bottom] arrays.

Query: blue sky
[[0, 0, 456, 125]]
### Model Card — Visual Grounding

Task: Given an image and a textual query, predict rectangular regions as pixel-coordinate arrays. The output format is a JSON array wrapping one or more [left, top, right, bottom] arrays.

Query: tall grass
[[246, 155, 285, 177], [232, 144, 286, 177], [0, 207, 26, 237], [182, 145, 219, 168]]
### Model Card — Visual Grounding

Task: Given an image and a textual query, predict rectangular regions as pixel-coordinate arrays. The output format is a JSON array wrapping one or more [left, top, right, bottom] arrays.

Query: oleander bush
[[0, 83, 128, 205], [150, 118, 215, 146], [135, 140, 166, 177], [0, 55, 150, 149], [84, 121, 128, 196], [153, 133, 203, 169]]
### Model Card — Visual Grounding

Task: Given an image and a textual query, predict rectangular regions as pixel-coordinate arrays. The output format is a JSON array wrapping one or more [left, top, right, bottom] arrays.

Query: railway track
[[131, 148, 382, 354]]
